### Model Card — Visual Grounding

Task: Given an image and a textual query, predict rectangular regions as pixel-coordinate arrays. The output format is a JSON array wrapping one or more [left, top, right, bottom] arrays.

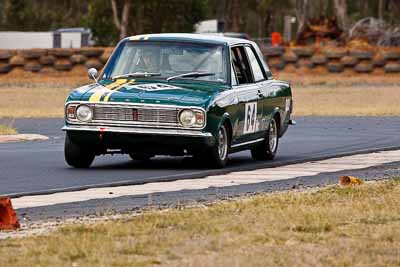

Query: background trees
[[0, 0, 399, 45]]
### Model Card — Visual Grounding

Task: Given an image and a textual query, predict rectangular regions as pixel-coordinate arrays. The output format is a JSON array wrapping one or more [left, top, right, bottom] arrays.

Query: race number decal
[[243, 102, 258, 134]]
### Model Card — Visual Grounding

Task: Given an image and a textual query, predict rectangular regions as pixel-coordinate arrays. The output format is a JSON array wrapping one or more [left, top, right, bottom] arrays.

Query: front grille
[[93, 105, 179, 125], [137, 109, 178, 123], [93, 106, 134, 121]]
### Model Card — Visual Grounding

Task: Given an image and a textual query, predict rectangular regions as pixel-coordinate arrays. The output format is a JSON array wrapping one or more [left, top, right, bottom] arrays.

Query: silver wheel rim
[[218, 126, 228, 160], [269, 119, 277, 152]]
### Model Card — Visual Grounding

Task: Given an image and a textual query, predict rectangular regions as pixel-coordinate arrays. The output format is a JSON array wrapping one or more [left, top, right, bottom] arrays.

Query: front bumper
[[63, 124, 215, 155], [62, 124, 212, 138]]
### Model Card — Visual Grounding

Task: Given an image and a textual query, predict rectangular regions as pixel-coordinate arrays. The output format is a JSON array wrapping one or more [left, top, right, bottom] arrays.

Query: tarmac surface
[[1, 116, 400, 197]]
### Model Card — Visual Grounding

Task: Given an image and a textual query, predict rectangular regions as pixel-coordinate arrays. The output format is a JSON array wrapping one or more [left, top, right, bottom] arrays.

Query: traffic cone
[[0, 197, 20, 230]]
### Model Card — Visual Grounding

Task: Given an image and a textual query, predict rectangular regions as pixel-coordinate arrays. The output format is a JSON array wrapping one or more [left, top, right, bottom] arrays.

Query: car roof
[[124, 33, 254, 46]]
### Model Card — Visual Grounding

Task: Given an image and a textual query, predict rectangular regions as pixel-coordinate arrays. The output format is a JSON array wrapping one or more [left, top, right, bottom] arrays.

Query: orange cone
[[0, 197, 20, 230]]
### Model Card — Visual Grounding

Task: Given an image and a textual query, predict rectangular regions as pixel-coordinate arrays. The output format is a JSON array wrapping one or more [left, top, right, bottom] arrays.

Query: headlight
[[76, 104, 93, 122], [179, 109, 196, 126], [179, 109, 205, 127]]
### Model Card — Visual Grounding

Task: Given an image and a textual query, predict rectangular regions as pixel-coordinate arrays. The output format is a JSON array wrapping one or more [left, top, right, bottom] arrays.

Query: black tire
[[384, 63, 400, 73], [327, 62, 344, 73], [349, 49, 374, 60], [64, 134, 95, 168], [203, 123, 230, 168], [129, 152, 153, 161], [0, 63, 12, 74], [251, 117, 279, 161], [292, 46, 315, 57], [383, 50, 400, 60], [354, 62, 373, 73], [263, 46, 284, 57], [311, 54, 328, 65]]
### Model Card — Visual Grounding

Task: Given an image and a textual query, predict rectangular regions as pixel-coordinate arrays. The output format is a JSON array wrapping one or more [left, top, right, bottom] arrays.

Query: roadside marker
[[0, 197, 20, 230], [339, 175, 364, 187]]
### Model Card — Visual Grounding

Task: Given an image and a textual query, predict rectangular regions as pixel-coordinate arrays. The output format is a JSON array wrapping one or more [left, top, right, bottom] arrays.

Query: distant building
[[194, 19, 250, 40], [0, 28, 93, 49], [194, 19, 225, 34]]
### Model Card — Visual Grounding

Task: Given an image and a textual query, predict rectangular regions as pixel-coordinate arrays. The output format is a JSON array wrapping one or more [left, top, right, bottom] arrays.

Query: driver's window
[[231, 46, 253, 85]]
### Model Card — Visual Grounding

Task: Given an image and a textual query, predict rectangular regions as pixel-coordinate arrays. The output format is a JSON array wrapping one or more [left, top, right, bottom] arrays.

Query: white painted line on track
[[12, 150, 400, 210]]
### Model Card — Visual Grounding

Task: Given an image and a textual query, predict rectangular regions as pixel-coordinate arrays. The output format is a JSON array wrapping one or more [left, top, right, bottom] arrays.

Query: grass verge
[[1, 73, 400, 118], [293, 85, 400, 116], [0, 124, 17, 135], [1, 84, 400, 118], [1, 179, 400, 266]]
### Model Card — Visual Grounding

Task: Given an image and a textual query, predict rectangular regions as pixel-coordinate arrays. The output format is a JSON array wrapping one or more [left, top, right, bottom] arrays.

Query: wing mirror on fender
[[88, 68, 98, 83]]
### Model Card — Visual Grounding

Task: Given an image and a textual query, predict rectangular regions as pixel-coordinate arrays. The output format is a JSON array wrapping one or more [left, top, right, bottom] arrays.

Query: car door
[[230, 45, 264, 146], [244, 45, 273, 131]]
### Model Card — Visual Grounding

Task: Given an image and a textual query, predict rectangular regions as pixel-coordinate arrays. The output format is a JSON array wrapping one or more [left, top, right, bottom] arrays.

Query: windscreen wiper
[[112, 72, 161, 80], [166, 72, 215, 82]]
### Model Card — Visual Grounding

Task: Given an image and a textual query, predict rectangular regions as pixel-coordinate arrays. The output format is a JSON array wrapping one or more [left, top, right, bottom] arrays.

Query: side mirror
[[88, 68, 98, 82]]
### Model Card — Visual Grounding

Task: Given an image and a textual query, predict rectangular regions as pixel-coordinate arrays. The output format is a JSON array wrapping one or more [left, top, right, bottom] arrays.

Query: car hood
[[68, 80, 227, 109]]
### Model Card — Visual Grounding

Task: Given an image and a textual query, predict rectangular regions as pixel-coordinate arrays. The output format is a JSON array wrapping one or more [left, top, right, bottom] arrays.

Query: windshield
[[103, 41, 227, 83]]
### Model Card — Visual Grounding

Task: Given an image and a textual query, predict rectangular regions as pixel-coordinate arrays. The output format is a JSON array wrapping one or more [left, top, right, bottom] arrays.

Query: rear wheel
[[203, 123, 229, 168], [64, 134, 95, 168], [251, 117, 279, 160]]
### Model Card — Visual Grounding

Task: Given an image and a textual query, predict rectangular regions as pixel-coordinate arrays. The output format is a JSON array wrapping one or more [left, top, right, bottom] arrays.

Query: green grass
[[1, 179, 400, 266]]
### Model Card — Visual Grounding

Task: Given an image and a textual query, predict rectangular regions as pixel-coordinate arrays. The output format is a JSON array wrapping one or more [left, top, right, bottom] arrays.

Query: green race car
[[63, 34, 295, 168]]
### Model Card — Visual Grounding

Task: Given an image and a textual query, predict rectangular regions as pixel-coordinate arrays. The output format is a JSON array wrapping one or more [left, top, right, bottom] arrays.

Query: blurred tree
[[111, 0, 131, 39], [333, 0, 348, 30], [255, 0, 272, 38], [296, 0, 309, 37], [251, 0, 292, 38], [1, 0, 399, 45], [138, 0, 208, 33], [83, 0, 118, 46], [230, 0, 241, 32], [378, 0, 384, 20], [0, 0, 88, 31]]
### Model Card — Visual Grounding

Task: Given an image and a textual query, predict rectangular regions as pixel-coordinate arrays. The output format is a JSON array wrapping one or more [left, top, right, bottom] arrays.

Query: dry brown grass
[[275, 67, 400, 87], [0, 66, 90, 89], [1, 179, 400, 267], [294, 85, 400, 116], [0, 67, 89, 118], [2, 85, 399, 118], [0, 87, 71, 118], [0, 124, 17, 135], [1, 71, 400, 118]]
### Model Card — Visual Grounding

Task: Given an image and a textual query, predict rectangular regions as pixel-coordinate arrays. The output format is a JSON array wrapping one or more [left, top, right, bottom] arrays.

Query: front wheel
[[64, 134, 95, 168], [251, 117, 279, 160], [203, 123, 230, 168]]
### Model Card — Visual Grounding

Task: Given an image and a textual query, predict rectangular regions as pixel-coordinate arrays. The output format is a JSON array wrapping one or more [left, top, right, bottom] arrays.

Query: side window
[[231, 46, 253, 85], [253, 44, 273, 79], [231, 63, 238, 86], [245, 46, 266, 82]]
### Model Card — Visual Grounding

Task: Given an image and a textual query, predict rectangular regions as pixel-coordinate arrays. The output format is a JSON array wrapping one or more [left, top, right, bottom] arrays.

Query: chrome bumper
[[62, 125, 213, 138]]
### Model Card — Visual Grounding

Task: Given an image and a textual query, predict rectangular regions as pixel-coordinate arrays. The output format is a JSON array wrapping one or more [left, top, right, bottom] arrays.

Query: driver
[[138, 47, 160, 73]]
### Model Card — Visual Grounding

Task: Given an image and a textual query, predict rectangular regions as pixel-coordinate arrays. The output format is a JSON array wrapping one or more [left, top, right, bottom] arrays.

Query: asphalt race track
[[1, 116, 400, 197]]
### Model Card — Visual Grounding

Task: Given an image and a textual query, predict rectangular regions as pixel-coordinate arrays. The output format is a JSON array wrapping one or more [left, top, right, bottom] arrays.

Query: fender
[[218, 112, 233, 131], [218, 112, 233, 145], [272, 107, 287, 138]]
